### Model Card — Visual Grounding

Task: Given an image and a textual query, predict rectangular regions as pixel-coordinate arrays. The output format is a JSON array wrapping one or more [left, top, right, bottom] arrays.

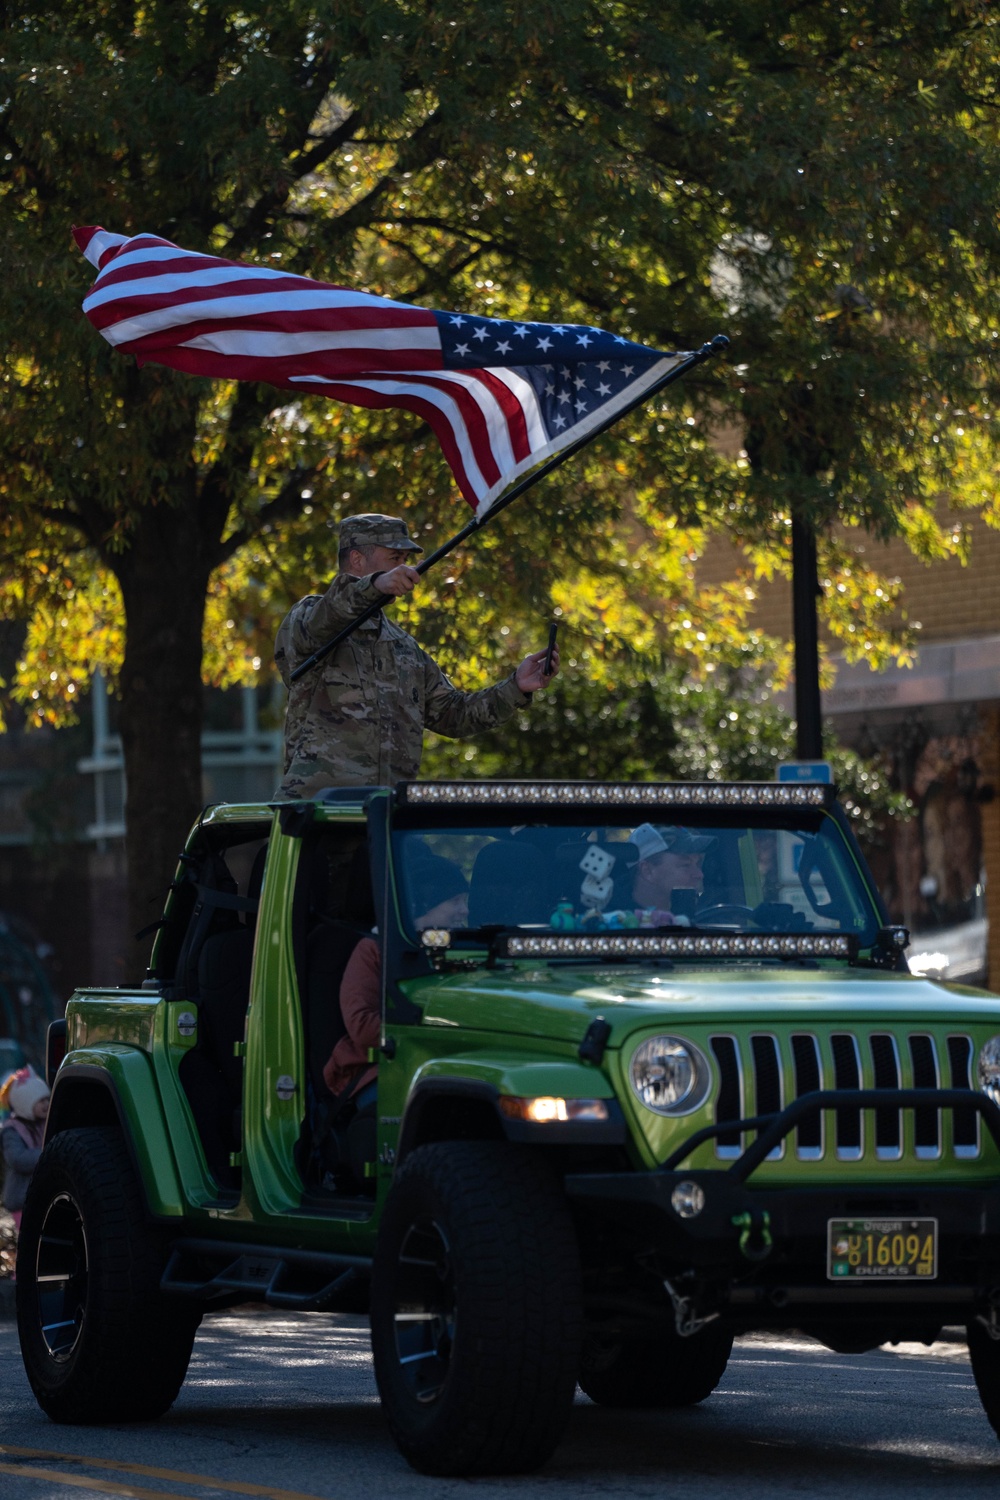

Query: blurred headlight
[[629, 1035, 711, 1116], [978, 1036, 1000, 1105], [498, 1096, 610, 1124]]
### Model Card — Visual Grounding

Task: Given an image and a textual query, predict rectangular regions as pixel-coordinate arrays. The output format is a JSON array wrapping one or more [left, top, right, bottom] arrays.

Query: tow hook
[[662, 1277, 721, 1339], [732, 1208, 773, 1263], [976, 1292, 1000, 1342]]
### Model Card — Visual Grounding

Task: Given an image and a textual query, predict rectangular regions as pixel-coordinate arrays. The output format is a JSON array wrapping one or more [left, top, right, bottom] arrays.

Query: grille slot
[[831, 1033, 863, 1158], [750, 1034, 783, 1159], [947, 1034, 979, 1157], [791, 1034, 822, 1157], [710, 1035, 743, 1158], [909, 1035, 941, 1157], [870, 1034, 902, 1159]]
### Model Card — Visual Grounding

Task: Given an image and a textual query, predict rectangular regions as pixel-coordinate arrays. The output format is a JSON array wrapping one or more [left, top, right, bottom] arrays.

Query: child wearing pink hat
[[0, 1066, 50, 1231]]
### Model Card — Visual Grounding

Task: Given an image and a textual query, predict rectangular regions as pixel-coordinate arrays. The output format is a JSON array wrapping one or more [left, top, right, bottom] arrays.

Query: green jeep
[[16, 779, 1000, 1474]]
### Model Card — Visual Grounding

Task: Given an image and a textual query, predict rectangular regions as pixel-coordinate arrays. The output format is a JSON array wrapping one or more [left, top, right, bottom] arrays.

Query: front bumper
[[565, 1089, 1000, 1320]]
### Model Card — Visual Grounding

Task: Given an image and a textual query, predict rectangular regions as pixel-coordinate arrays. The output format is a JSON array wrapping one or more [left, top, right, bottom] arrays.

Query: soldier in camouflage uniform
[[274, 514, 560, 799]]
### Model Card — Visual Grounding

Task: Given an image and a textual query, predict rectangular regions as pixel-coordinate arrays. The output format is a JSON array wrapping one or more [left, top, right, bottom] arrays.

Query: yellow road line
[[0, 1447, 330, 1500], [0, 1462, 195, 1500]]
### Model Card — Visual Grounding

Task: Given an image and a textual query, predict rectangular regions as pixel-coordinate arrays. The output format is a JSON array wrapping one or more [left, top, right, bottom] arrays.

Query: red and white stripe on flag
[[74, 227, 685, 514]]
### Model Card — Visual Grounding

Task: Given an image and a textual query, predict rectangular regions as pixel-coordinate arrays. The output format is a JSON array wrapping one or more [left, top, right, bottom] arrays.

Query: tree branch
[[214, 463, 321, 565]]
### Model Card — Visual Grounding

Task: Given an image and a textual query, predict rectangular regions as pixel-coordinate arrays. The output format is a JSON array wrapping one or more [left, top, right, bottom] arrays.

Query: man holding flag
[[71, 225, 720, 794], [273, 511, 558, 799]]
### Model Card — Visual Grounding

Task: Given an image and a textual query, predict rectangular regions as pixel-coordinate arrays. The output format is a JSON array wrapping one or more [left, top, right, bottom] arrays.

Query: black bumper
[[565, 1089, 1000, 1314]]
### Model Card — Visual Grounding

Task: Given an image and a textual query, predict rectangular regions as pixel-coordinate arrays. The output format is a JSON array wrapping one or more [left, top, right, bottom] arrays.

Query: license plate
[[827, 1218, 937, 1281]]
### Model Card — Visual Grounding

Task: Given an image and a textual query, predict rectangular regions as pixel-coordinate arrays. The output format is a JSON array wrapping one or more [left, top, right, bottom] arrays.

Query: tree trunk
[[114, 505, 214, 984]]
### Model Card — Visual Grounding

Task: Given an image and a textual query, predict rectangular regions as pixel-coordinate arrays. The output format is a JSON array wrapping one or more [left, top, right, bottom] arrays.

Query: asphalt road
[[0, 1310, 998, 1500]]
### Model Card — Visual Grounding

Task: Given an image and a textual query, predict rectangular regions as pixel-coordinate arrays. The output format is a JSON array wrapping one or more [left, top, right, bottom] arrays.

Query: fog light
[[498, 1096, 610, 1124], [670, 1180, 706, 1219], [420, 928, 452, 949]]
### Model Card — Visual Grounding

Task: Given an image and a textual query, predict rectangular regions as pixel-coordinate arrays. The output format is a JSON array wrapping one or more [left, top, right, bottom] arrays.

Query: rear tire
[[370, 1142, 582, 1475], [579, 1320, 733, 1408], [16, 1126, 200, 1423]]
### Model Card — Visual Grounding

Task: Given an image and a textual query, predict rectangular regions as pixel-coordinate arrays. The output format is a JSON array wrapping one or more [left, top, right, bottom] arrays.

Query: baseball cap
[[338, 513, 423, 553], [628, 822, 715, 862]]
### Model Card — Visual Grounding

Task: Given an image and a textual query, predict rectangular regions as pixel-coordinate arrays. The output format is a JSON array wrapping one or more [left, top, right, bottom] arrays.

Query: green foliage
[[423, 653, 912, 850], [1, 0, 998, 836]]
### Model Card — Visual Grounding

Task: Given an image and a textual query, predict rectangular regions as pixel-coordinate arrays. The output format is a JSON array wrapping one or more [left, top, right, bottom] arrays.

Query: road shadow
[[150, 1316, 1000, 1494]]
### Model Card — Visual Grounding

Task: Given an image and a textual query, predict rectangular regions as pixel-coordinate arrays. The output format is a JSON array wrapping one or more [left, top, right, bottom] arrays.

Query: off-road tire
[[16, 1126, 201, 1423], [370, 1142, 582, 1475], [578, 1320, 734, 1408], [967, 1318, 1000, 1437]]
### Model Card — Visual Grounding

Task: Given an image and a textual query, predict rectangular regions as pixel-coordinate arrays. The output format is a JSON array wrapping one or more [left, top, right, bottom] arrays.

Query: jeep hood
[[406, 963, 1000, 1049]]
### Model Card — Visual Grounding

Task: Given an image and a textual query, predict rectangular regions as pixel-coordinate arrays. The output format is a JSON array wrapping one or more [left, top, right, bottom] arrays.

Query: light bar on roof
[[400, 780, 832, 809], [497, 932, 857, 960]]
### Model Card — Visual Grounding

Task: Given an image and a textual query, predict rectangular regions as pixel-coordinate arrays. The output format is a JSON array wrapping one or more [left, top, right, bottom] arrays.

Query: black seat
[[197, 926, 254, 1098], [468, 840, 545, 927], [178, 926, 254, 1189]]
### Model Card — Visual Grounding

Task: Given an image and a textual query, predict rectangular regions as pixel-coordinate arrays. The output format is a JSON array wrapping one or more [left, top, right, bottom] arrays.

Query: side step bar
[[161, 1237, 372, 1313]]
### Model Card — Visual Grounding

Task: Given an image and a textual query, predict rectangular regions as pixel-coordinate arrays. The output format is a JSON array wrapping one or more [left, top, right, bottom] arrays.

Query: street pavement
[[0, 1310, 998, 1499]]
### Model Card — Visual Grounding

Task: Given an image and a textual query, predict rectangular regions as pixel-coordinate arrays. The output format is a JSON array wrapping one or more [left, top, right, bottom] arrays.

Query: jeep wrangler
[[16, 780, 1000, 1474]]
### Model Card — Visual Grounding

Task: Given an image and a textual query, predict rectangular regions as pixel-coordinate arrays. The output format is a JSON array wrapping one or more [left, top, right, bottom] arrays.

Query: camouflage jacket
[[274, 572, 530, 799]]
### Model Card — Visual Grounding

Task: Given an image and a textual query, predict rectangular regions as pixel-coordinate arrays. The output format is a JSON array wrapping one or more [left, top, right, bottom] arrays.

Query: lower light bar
[[497, 932, 857, 960], [401, 780, 831, 809]]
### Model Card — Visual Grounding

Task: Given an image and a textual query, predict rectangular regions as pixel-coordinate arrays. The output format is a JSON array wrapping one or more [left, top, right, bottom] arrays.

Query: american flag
[[74, 226, 691, 516]]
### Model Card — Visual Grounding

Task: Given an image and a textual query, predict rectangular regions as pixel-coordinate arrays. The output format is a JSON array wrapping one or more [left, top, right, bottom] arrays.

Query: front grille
[[710, 1030, 981, 1163]]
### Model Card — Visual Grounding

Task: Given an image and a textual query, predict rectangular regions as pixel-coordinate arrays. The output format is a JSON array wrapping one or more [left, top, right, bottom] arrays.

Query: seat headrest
[[468, 840, 543, 928]]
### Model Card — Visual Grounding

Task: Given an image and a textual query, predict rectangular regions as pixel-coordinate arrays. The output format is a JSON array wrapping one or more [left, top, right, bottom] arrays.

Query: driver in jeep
[[623, 822, 715, 913]]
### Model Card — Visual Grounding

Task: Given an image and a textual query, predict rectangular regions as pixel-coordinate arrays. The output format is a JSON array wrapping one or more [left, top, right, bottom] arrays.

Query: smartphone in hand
[[543, 622, 558, 677]]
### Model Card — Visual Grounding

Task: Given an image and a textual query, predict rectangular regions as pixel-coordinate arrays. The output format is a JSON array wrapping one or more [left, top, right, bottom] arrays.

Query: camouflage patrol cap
[[338, 513, 423, 554]]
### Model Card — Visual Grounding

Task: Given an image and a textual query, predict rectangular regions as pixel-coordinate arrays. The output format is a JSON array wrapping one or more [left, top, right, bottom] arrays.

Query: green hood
[[407, 961, 1000, 1049]]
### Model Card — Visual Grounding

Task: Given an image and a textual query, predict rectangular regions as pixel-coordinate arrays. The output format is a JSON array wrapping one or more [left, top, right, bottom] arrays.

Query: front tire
[[370, 1142, 582, 1475], [579, 1320, 733, 1408], [16, 1126, 200, 1423], [967, 1318, 1000, 1438]]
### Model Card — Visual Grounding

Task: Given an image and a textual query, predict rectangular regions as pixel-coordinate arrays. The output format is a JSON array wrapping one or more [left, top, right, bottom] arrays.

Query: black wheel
[[967, 1318, 1000, 1437], [16, 1126, 201, 1423], [370, 1142, 582, 1476], [579, 1320, 733, 1408]]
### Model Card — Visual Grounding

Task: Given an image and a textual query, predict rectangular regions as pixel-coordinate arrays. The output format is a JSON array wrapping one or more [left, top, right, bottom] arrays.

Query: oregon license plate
[[827, 1218, 938, 1281]]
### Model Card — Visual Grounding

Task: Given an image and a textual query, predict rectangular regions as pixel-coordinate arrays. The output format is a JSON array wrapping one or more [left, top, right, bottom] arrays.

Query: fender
[[397, 1053, 625, 1162], [48, 1049, 186, 1218]]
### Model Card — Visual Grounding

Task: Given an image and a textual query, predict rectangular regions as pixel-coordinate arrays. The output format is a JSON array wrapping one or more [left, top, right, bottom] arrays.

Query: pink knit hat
[[1, 1066, 50, 1121]]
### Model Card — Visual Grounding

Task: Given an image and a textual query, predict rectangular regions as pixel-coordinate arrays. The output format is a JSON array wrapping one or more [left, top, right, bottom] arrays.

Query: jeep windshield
[[392, 806, 881, 949]]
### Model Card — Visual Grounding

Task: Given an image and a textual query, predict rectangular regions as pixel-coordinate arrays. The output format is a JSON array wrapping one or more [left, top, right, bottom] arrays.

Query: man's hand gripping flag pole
[[73, 226, 728, 679], [288, 335, 727, 681]]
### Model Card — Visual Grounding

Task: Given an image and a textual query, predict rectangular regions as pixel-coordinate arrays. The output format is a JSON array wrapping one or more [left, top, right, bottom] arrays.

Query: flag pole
[[289, 333, 729, 682]]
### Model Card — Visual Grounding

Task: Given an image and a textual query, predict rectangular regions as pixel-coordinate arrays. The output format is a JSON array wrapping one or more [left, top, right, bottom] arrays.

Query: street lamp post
[[792, 514, 823, 760]]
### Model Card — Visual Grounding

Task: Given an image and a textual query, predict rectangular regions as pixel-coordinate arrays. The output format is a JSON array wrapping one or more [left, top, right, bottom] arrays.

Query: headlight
[[978, 1035, 1000, 1104], [629, 1034, 711, 1116]]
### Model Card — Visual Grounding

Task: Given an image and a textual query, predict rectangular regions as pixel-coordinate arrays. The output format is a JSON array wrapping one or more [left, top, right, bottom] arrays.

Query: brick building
[[698, 509, 1000, 986]]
